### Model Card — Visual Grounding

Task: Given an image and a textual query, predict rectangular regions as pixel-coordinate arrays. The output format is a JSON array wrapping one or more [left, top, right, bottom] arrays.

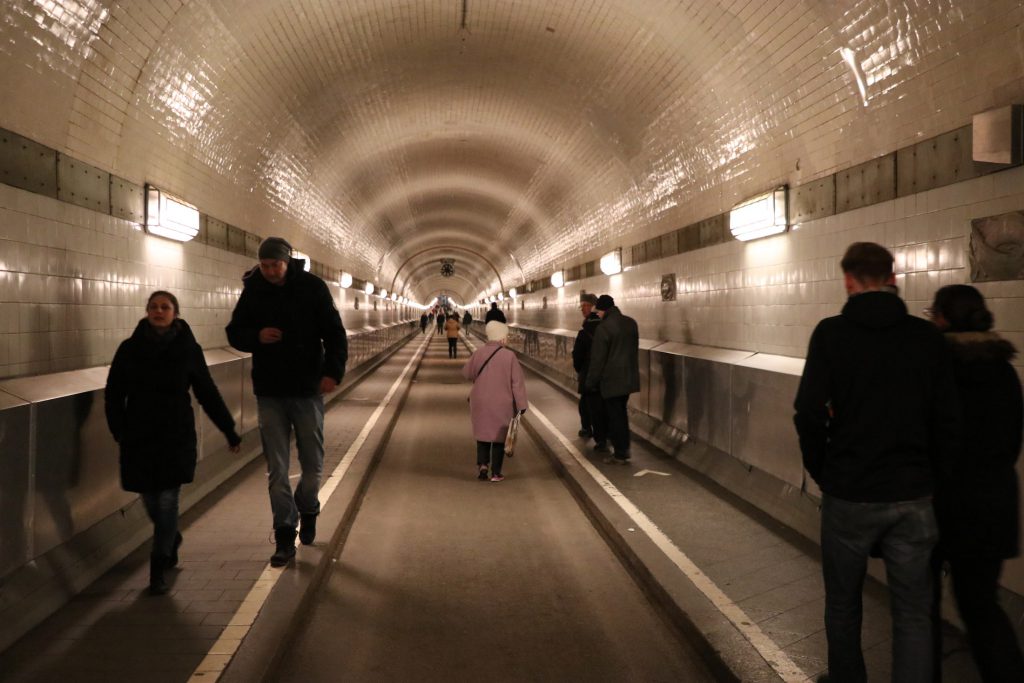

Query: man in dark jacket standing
[[794, 242, 959, 683], [226, 237, 347, 567], [571, 293, 606, 447], [485, 301, 506, 323], [584, 295, 639, 464]]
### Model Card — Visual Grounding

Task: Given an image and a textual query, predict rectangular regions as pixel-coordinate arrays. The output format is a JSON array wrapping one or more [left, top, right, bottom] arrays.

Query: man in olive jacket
[[226, 237, 347, 567], [584, 295, 640, 464], [793, 242, 960, 682]]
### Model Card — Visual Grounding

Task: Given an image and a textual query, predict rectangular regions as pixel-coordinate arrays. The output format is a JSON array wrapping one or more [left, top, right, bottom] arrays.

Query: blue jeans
[[821, 494, 938, 683], [141, 487, 180, 557], [258, 395, 325, 530]]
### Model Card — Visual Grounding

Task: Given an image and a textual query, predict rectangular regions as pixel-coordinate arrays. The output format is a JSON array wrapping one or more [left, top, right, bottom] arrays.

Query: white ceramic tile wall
[[508, 163, 1024, 372], [0, 184, 407, 379], [2, 1, 1023, 304]]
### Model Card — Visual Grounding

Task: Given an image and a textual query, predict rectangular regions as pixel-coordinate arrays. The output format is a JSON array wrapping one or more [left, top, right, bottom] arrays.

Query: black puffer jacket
[[225, 258, 347, 397], [935, 332, 1022, 558], [105, 319, 240, 493], [571, 312, 601, 393], [794, 291, 961, 502]]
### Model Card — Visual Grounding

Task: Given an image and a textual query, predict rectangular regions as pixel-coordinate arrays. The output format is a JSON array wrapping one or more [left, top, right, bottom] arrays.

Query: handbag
[[504, 411, 522, 457]]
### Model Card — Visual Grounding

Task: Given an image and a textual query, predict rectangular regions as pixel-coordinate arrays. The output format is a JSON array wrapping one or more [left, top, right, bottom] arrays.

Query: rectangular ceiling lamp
[[729, 188, 788, 241], [600, 248, 622, 275], [145, 185, 199, 242]]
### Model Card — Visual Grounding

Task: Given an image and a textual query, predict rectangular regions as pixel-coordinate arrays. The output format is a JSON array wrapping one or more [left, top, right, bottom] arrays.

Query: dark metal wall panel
[[730, 367, 803, 487], [245, 232, 261, 258], [789, 176, 835, 224], [206, 217, 228, 250], [660, 232, 678, 259], [56, 154, 110, 213], [110, 175, 144, 223], [0, 128, 57, 197], [836, 153, 896, 212], [0, 398, 32, 579], [227, 224, 246, 254], [697, 214, 728, 247], [897, 125, 978, 196]]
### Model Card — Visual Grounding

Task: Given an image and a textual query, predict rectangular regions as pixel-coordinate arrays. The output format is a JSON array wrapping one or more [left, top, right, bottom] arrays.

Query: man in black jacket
[[226, 237, 347, 567], [584, 295, 640, 464], [485, 301, 506, 323], [571, 293, 606, 446], [794, 242, 959, 683]]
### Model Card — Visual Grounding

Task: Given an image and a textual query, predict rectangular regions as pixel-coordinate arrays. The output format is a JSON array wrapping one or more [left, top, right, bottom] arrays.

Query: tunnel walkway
[[0, 332, 983, 682]]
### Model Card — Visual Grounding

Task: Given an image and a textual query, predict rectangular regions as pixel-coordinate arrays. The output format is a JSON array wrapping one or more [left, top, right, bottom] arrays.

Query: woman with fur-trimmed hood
[[929, 284, 1024, 681]]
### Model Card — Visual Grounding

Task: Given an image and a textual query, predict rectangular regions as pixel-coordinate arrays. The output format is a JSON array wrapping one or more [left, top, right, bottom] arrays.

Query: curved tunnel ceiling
[[0, 1, 997, 303]]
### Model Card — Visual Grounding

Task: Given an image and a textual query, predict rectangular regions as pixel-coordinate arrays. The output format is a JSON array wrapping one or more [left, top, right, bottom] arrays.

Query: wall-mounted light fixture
[[379, 288, 388, 299], [364, 283, 375, 295], [339, 271, 353, 288], [550, 270, 565, 288], [509, 287, 518, 298], [145, 185, 200, 242], [729, 187, 788, 241], [497, 292, 505, 301], [600, 248, 622, 275]]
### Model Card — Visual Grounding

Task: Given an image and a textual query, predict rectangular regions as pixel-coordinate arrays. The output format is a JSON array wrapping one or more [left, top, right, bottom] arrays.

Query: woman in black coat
[[105, 291, 241, 595], [929, 284, 1024, 681]]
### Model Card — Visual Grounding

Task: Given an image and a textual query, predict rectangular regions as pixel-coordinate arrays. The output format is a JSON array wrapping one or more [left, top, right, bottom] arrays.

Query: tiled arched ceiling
[[0, 0, 1015, 302]]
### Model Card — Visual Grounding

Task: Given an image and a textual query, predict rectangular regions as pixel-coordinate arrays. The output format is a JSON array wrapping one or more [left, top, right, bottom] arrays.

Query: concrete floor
[[272, 336, 714, 682]]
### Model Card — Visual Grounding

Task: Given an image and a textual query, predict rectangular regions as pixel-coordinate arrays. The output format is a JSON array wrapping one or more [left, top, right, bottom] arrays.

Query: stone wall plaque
[[970, 210, 1024, 282], [661, 273, 677, 301]]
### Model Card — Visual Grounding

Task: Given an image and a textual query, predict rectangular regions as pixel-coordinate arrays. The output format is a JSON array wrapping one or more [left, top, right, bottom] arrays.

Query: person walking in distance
[[226, 237, 347, 567], [420, 312, 429, 335], [444, 311, 461, 359], [571, 293, 607, 449], [583, 295, 639, 464], [927, 285, 1024, 682], [485, 301, 506, 323], [794, 242, 960, 682], [105, 291, 241, 594]]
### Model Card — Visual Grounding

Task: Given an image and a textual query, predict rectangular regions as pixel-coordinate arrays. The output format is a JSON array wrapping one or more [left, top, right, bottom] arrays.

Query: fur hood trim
[[944, 331, 1017, 362]]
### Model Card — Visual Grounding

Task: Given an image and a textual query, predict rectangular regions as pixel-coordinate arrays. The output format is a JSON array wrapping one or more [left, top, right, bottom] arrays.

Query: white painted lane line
[[190, 334, 431, 682], [528, 406, 810, 683], [633, 469, 671, 478]]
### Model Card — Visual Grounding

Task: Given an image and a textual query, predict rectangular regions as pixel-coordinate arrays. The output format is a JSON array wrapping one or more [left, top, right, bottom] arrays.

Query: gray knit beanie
[[258, 237, 292, 261]]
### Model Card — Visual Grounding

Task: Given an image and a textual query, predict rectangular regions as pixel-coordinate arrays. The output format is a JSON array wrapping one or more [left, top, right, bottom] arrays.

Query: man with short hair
[[485, 301, 506, 324], [571, 293, 606, 447], [584, 294, 639, 464], [226, 237, 347, 567], [794, 242, 960, 682]]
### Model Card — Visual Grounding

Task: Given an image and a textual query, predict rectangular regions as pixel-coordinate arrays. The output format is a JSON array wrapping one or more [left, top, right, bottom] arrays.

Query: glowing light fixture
[[600, 248, 622, 275], [145, 185, 199, 242], [340, 271, 353, 288], [379, 288, 388, 299], [509, 287, 517, 298], [390, 293, 398, 301], [729, 188, 788, 241], [550, 270, 565, 288], [497, 292, 505, 301], [364, 283, 375, 295]]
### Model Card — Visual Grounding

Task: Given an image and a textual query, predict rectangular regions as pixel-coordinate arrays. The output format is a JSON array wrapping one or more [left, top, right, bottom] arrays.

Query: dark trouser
[[421, 324, 427, 334], [447, 337, 458, 358], [580, 391, 607, 443], [603, 395, 630, 456], [821, 495, 937, 683], [141, 487, 181, 557], [947, 556, 1024, 682], [476, 441, 505, 476]]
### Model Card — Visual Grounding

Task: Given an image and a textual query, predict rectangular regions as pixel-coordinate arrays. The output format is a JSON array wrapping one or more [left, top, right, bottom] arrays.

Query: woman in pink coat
[[462, 321, 528, 481]]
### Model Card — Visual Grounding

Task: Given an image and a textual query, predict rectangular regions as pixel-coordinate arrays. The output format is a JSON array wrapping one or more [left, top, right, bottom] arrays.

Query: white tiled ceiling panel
[[1, 0, 1021, 303]]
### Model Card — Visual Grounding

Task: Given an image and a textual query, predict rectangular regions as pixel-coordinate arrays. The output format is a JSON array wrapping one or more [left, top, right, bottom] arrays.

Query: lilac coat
[[462, 341, 528, 443]]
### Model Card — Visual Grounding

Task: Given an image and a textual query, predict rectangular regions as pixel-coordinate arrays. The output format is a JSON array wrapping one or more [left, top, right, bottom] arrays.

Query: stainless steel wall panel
[[730, 366, 803, 487], [789, 176, 836, 224], [56, 154, 110, 214], [227, 225, 246, 254], [110, 176, 144, 223], [836, 154, 896, 212], [205, 217, 228, 250], [0, 128, 57, 197], [0, 393, 31, 579], [32, 390, 132, 557], [897, 125, 978, 196], [682, 357, 732, 454]]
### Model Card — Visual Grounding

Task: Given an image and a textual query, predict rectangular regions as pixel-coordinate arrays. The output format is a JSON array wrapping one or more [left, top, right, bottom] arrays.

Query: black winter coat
[[485, 306, 506, 323], [793, 291, 961, 502], [935, 332, 1022, 558], [225, 258, 347, 397], [105, 319, 240, 493], [584, 307, 640, 398], [571, 312, 602, 393]]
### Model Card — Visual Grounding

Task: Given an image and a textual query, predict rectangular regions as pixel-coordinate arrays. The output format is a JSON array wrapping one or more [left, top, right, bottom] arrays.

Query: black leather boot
[[270, 526, 297, 567], [149, 554, 170, 595], [169, 532, 183, 568], [299, 513, 317, 546]]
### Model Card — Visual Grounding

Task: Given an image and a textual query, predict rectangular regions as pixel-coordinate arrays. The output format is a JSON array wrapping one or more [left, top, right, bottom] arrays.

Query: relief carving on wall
[[970, 210, 1024, 282]]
